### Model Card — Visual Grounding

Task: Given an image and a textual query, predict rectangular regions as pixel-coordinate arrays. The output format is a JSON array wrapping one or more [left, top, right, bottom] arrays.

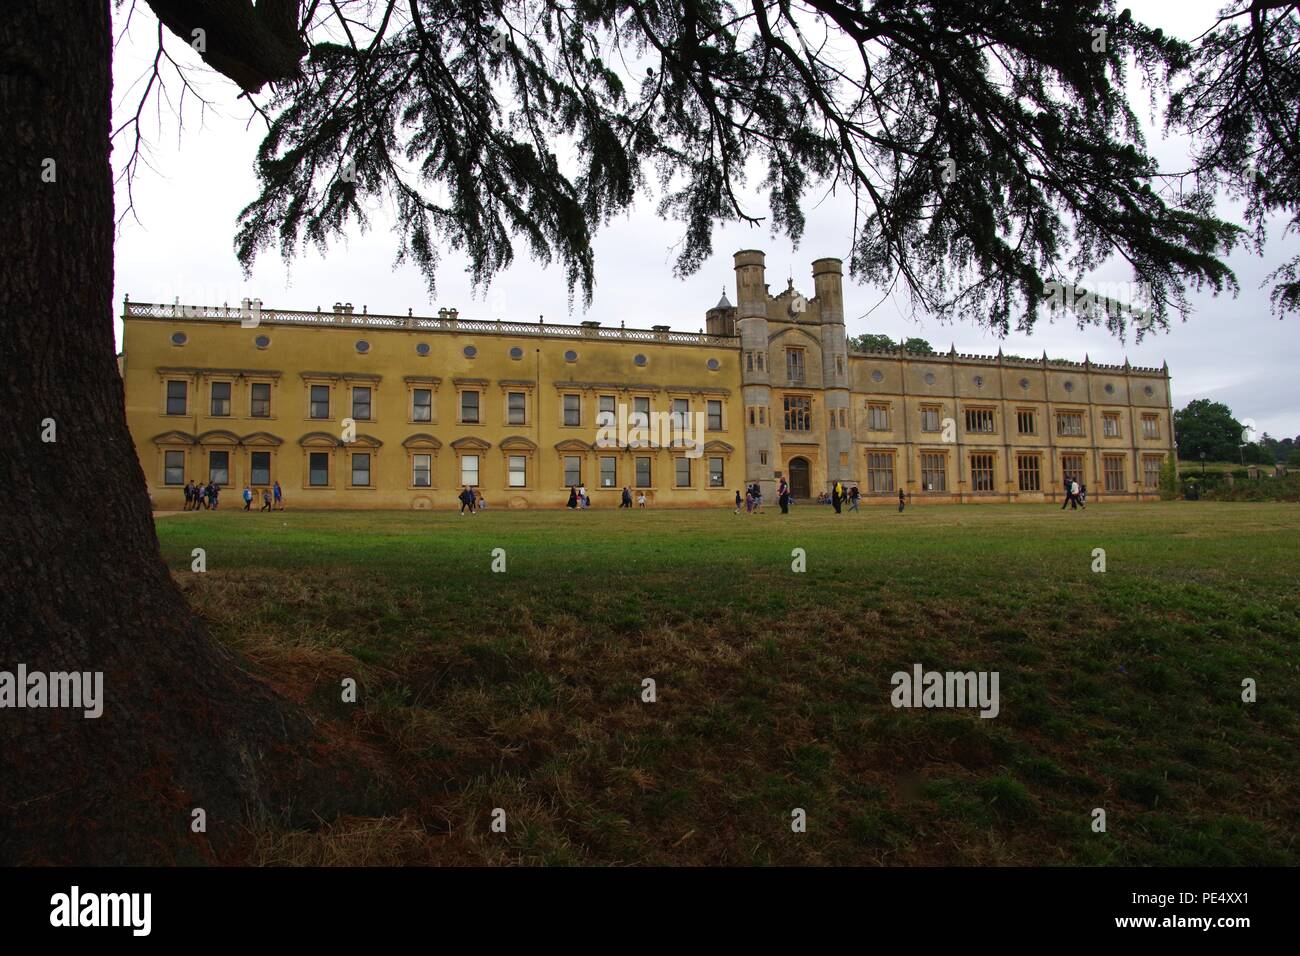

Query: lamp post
[[1200, 451, 1206, 475]]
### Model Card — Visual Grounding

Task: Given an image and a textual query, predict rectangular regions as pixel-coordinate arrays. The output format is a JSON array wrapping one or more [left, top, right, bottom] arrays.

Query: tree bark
[[0, 0, 319, 865]]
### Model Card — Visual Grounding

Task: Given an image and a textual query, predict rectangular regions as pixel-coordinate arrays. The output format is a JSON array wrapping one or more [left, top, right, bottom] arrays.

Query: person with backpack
[[210, 483, 221, 509], [182, 481, 193, 511], [261, 489, 272, 512], [242, 486, 253, 511]]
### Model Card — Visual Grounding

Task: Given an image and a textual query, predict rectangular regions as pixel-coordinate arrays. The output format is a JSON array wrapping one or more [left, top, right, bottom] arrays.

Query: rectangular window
[[164, 450, 185, 485], [1056, 412, 1085, 437], [707, 399, 723, 431], [1142, 414, 1160, 439], [1061, 453, 1085, 485], [921, 453, 947, 492], [598, 395, 618, 429], [1016, 409, 1036, 435], [351, 386, 372, 421], [970, 453, 995, 492], [564, 455, 582, 486], [964, 408, 995, 434], [1017, 454, 1041, 492], [412, 388, 433, 422], [636, 456, 652, 487], [461, 454, 479, 487], [786, 348, 806, 384], [412, 453, 432, 487], [866, 452, 895, 493], [784, 395, 812, 431], [208, 450, 229, 485], [309, 452, 329, 486], [746, 352, 754, 372], [709, 457, 724, 487], [509, 455, 527, 488], [757, 353, 764, 371], [671, 398, 690, 432], [210, 381, 231, 417], [250, 382, 271, 418], [633, 396, 651, 427], [563, 393, 581, 427], [868, 403, 890, 431], [310, 384, 330, 420], [166, 380, 187, 415], [600, 456, 617, 488], [675, 457, 691, 487], [921, 406, 941, 433], [1103, 412, 1121, 438], [1143, 455, 1162, 489], [460, 390, 480, 424], [1104, 455, 1126, 492], [250, 451, 271, 486], [759, 450, 768, 466], [351, 452, 371, 487], [508, 391, 527, 425]]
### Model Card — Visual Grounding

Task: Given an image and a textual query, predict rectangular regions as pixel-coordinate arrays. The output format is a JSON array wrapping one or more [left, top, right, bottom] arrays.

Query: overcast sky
[[109, 1, 1298, 439]]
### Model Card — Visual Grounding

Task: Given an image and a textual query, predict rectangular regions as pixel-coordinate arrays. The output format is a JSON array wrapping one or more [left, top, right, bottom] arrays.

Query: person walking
[[1069, 478, 1082, 511], [261, 489, 272, 512], [1061, 475, 1074, 510], [211, 483, 221, 510], [898, 488, 906, 513], [242, 486, 253, 511], [182, 480, 192, 511], [621, 486, 632, 509], [832, 480, 843, 514], [637, 491, 647, 509], [778, 476, 790, 514], [1078, 482, 1088, 509], [848, 485, 860, 512], [577, 484, 588, 509], [567, 485, 578, 509], [735, 489, 743, 514], [460, 486, 475, 515], [273, 479, 283, 510]]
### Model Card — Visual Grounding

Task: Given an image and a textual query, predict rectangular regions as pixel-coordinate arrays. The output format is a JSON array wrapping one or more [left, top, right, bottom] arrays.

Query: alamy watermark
[[594, 404, 708, 458], [0, 664, 103, 718], [890, 663, 1000, 718]]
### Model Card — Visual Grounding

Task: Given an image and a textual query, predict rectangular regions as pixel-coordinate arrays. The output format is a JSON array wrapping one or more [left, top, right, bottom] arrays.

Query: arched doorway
[[788, 457, 811, 499]]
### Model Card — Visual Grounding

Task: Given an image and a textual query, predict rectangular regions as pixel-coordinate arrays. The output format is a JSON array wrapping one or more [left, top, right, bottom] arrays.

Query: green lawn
[[157, 502, 1300, 865]]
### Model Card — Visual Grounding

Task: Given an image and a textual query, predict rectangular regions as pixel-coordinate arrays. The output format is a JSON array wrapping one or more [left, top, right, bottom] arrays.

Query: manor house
[[120, 250, 1176, 509]]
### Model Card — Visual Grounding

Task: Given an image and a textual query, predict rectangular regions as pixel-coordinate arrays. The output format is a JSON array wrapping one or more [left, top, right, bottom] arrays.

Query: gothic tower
[[813, 257, 852, 485], [735, 249, 774, 495]]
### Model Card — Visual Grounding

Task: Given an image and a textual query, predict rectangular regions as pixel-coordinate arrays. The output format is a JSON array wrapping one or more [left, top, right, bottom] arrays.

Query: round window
[[254, 334, 271, 349], [355, 340, 370, 353], [510, 347, 523, 360], [1064, 380, 1075, 392], [634, 354, 647, 367], [416, 342, 430, 356], [1104, 383, 1115, 394], [170, 332, 187, 346], [973, 375, 985, 388], [1144, 385, 1154, 396], [707, 358, 720, 371], [1019, 378, 1030, 390], [871, 370, 884, 383], [564, 349, 578, 362], [924, 372, 936, 385], [464, 345, 477, 358]]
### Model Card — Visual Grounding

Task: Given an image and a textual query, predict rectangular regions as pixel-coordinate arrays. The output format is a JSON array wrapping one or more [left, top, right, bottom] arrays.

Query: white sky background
[[109, 1, 1298, 439]]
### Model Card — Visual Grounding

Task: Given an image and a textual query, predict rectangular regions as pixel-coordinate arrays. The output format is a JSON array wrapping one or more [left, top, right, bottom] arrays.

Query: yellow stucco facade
[[120, 250, 1175, 509]]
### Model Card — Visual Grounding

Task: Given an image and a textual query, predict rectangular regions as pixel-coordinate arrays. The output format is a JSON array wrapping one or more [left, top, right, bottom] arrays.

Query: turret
[[735, 250, 774, 493]]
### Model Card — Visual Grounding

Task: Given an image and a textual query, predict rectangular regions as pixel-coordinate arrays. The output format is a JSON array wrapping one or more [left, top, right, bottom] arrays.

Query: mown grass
[[156, 501, 1300, 866]]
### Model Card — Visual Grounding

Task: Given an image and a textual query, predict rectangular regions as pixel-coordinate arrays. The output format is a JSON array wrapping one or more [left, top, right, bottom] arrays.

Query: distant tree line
[[1175, 399, 1300, 465]]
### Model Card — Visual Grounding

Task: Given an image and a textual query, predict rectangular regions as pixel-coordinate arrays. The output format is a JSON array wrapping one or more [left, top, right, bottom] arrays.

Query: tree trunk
[[0, 0, 318, 865]]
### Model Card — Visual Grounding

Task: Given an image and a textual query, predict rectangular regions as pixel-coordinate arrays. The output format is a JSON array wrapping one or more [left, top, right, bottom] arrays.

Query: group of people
[[618, 486, 648, 508], [1061, 476, 1088, 510], [737, 482, 767, 514], [241, 483, 284, 511], [458, 486, 487, 514], [183, 479, 282, 511]]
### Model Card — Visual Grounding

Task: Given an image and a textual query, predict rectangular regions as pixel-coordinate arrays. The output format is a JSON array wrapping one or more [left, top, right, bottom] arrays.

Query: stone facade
[[121, 250, 1176, 509]]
